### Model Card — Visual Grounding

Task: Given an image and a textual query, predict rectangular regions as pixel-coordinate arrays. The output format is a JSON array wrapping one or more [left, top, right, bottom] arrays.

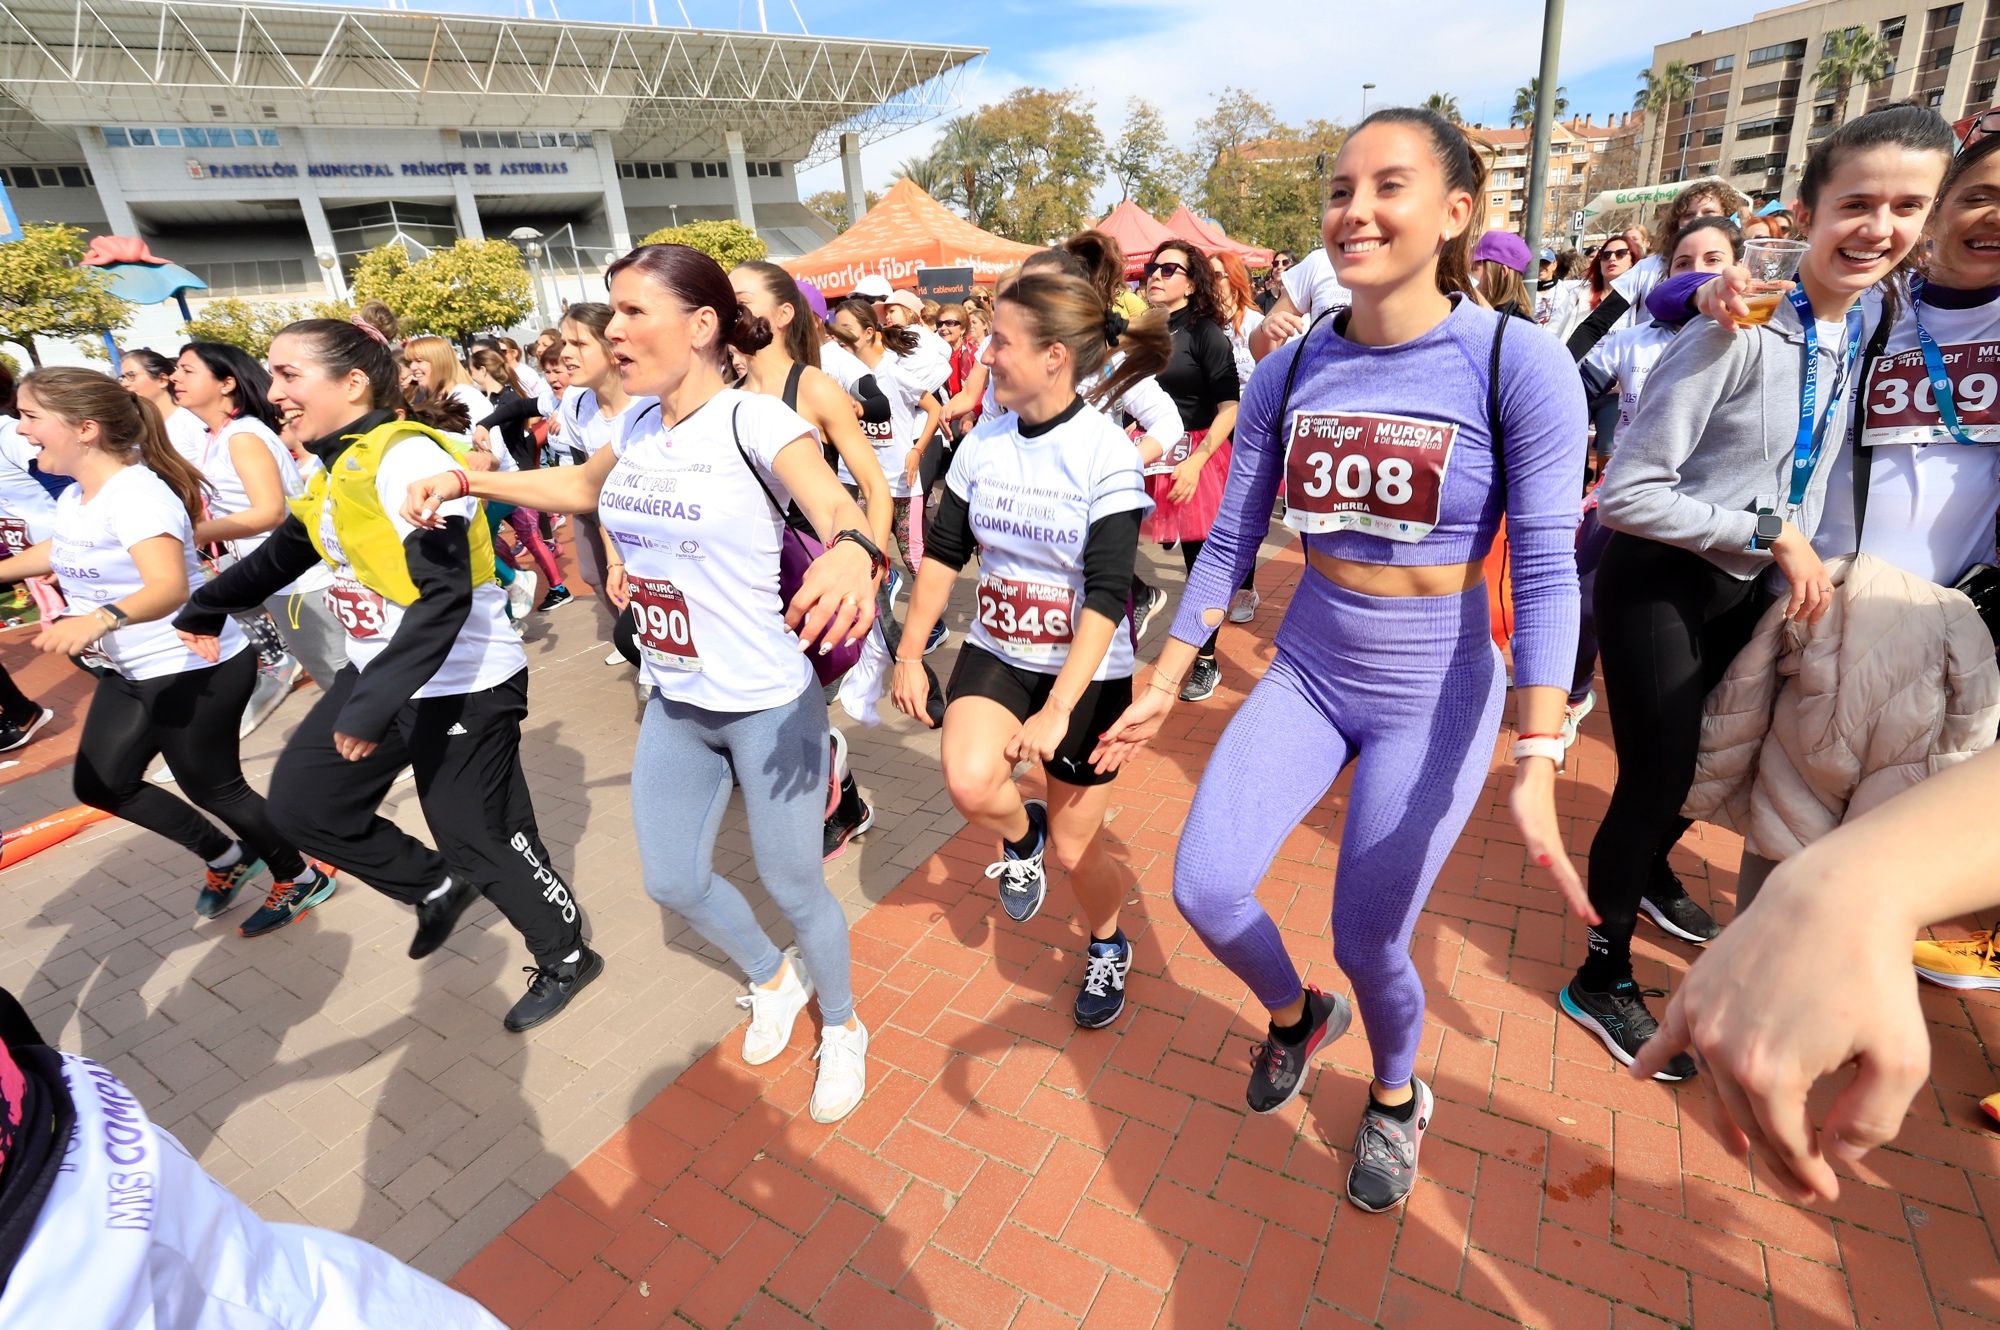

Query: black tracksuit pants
[[1582, 534, 1773, 988], [269, 664, 582, 966], [73, 649, 306, 881]]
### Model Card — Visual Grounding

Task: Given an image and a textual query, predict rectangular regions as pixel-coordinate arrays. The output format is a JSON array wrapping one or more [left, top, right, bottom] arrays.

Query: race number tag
[[628, 575, 703, 672], [1283, 411, 1456, 542], [1140, 427, 1201, 478], [326, 577, 388, 640], [976, 574, 1075, 664], [0, 517, 29, 558], [862, 418, 896, 444], [1863, 341, 2000, 447]]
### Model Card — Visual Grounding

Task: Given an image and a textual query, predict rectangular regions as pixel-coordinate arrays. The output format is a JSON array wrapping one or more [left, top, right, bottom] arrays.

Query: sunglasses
[[1144, 261, 1191, 280], [937, 318, 963, 327], [1963, 108, 2000, 148], [1599, 248, 1631, 260]]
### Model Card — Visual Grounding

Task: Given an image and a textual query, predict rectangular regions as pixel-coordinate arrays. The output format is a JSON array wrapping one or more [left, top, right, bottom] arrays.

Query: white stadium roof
[[0, 0, 983, 164]]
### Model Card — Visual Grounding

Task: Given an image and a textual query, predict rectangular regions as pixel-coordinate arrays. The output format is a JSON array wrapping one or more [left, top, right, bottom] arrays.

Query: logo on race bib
[[1283, 410, 1457, 543]]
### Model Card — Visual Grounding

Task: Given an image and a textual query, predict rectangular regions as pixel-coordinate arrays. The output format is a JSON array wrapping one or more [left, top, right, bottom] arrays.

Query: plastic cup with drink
[[1739, 238, 1810, 326]]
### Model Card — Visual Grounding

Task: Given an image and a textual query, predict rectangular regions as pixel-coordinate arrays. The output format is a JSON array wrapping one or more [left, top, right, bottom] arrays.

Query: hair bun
[[349, 316, 390, 346], [1103, 309, 1129, 344]]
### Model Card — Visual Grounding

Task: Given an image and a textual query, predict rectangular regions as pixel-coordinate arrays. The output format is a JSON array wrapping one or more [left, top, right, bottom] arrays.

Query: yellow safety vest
[[290, 419, 496, 607]]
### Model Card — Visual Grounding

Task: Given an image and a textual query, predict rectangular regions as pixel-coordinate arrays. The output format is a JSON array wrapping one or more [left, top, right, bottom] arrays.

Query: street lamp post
[[1362, 82, 1377, 119], [1521, 0, 1567, 254], [509, 225, 551, 330]]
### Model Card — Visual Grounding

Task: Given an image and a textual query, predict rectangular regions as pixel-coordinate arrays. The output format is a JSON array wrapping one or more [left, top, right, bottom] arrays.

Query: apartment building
[[1641, 0, 1998, 206], [1468, 113, 1646, 242]]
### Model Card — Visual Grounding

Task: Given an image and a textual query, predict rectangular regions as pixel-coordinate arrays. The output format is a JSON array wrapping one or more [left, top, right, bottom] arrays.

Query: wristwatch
[[98, 603, 130, 631], [831, 529, 888, 580], [1749, 508, 1784, 552]]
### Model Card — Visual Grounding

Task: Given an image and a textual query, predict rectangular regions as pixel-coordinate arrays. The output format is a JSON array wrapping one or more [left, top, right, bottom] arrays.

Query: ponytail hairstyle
[[355, 300, 401, 345], [603, 242, 773, 369], [178, 341, 284, 435], [1062, 229, 1130, 311], [1472, 260, 1532, 321], [271, 317, 461, 434], [829, 296, 919, 355], [734, 259, 821, 369], [1799, 102, 1955, 323], [19, 367, 210, 523], [998, 270, 1172, 413], [1349, 107, 1487, 299], [1212, 251, 1257, 332], [1147, 238, 1223, 325], [467, 346, 526, 397]]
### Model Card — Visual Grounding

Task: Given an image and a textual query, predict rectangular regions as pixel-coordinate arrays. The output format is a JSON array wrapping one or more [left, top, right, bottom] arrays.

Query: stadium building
[[0, 0, 982, 311]]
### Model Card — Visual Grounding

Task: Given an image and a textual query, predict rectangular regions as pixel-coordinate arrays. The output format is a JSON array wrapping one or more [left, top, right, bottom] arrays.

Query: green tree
[[963, 88, 1105, 242], [0, 224, 135, 367], [893, 153, 949, 196], [182, 297, 298, 359], [1635, 60, 1698, 181], [638, 219, 768, 268], [930, 114, 1000, 225], [356, 239, 531, 344], [1423, 92, 1463, 124], [804, 188, 877, 232], [1816, 27, 1892, 117], [1107, 97, 1182, 216], [1511, 78, 1571, 138], [1190, 90, 1344, 256]]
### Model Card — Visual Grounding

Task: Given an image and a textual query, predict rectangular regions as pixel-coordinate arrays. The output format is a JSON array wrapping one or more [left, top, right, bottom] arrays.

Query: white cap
[[852, 274, 893, 299]]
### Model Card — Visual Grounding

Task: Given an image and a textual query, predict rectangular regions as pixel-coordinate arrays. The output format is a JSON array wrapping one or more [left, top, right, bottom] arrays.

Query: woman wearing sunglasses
[[1142, 239, 1241, 702]]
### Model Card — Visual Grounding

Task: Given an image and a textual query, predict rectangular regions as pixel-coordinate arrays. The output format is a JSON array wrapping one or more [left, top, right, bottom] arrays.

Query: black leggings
[[268, 665, 583, 967], [1176, 540, 1256, 659], [73, 649, 306, 880], [0, 662, 35, 723], [1581, 534, 1772, 988]]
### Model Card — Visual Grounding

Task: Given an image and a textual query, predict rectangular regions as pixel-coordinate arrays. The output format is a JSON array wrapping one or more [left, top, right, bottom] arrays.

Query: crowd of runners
[[5, 97, 2000, 1321]]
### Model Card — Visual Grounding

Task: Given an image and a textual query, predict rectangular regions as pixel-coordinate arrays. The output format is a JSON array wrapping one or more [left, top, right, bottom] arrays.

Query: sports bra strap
[[781, 362, 806, 412]]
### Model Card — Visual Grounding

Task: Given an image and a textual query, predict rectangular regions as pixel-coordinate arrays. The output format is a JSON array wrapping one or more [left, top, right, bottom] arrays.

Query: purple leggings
[[505, 507, 563, 588], [1172, 570, 1505, 1089]]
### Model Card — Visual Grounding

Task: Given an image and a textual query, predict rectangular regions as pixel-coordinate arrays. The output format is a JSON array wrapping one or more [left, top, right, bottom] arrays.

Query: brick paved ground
[[452, 543, 2000, 1330], [9, 530, 2000, 1327]]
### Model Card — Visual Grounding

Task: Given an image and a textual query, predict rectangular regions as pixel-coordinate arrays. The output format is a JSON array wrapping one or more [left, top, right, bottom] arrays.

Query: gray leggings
[[632, 682, 853, 1024]]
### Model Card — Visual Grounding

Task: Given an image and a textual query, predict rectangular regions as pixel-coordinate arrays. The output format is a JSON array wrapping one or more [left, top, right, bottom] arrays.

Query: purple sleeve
[[1645, 271, 1715, 327], [1496, 320, 1588, 691], [1167, 344, 1289, 646]]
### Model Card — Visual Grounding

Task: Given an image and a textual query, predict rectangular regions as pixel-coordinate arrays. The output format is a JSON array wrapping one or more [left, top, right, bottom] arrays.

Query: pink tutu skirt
[[1142, 431, 1231, 544]]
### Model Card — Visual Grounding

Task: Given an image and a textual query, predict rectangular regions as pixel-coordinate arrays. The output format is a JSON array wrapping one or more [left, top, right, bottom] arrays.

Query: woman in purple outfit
[[1093, 107, 1592, 1212]]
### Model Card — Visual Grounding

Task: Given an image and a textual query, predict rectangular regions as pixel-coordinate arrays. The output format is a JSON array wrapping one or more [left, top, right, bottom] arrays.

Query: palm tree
[[1635, 59, 1697, 182], [1423, 91, 1463, 125], [1511, 78, 1570, 134], [929, 116, 994, 225], [893, 152, 947, 197], [1816, 26, 1892, 118]]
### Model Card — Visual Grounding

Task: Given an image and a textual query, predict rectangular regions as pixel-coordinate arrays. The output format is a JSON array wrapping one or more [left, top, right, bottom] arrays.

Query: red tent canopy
[[779, 178, 1041, 297], [1094, 200, 1177, 277], [1163, 206, 1274, 269]]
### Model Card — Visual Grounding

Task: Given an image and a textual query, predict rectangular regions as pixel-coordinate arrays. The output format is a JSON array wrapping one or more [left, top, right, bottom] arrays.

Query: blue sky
[[344, 0, 1778, 193]]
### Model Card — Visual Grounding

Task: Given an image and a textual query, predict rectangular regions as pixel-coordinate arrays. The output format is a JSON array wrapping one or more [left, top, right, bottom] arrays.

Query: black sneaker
[[823, 786, 875, 861], [983, 799, 1048, 923], [1074, 932, 1133, 1029], [239, 864, 338, 938], [0, 707, 53, 754], [1347, 1079, 1434, 1213], [537, 585, 575, 611], [1560, 978, 1696, 1081], [197, 854, 266, 919], [1132, 582, 1168, 639], [1246, 986, 1352, 1114], [1641, 888, 1720, 943], [409, 878, 479, 959], [1179, 656, 1220, 703], [505, 947, 604, 1032]]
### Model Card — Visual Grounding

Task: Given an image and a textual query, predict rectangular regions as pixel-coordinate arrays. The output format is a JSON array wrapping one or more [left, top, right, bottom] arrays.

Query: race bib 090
[[1863, 341, 2000, 447], [1283, 411, 1456, 542], [628, 575, 703, 672]]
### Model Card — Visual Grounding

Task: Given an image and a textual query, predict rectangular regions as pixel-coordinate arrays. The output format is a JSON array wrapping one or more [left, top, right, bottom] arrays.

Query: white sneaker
[[605, 647, 628, 666], [506, 568, 539, 623], [736, 949, 814, 1066], [810, 1020, 869, 1123], [239, 656, 300, 738], [1561, 690, 1596, 749], [1228, 588, 1261, 623]]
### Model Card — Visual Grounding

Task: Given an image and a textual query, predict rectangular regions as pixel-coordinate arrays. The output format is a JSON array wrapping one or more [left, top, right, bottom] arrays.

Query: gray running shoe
[[1347, 1078, 1434, 1213]]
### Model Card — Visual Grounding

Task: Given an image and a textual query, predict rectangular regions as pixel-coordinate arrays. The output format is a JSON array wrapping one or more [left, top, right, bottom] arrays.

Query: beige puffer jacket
[[1682, 553, 2000, 860]]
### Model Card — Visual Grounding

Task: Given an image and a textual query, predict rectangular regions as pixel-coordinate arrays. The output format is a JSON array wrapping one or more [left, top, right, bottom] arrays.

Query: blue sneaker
[[197, 854, 266, 919], [238, 864, 338, 938], [983, 799, 1048, 923], [924, 621, 950, 656], [1074, 931, 1133, 1028], [886, 567, 905, 603]]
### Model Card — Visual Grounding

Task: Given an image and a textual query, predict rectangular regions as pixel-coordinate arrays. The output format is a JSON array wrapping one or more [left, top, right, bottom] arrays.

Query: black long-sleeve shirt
[[1156, 305, 1241, 432]]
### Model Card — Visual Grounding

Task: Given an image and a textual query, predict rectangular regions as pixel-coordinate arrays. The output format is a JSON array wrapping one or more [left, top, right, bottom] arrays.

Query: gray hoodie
[[1597, 296, 1860, 580]]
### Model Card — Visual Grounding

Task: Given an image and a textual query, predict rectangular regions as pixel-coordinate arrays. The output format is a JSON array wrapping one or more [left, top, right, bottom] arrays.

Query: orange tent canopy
[[780, 179, 1043, 298], [1094, 200, 1176, 277], [1163, 205, 1275, 268]]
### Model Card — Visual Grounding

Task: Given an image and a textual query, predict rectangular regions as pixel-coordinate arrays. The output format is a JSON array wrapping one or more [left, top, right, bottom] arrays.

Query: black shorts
[[947, 645, 1131, 788]]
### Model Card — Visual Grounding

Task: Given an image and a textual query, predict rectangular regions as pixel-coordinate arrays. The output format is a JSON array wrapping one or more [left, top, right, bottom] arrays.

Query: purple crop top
[[1168, 295, 1587, 690]]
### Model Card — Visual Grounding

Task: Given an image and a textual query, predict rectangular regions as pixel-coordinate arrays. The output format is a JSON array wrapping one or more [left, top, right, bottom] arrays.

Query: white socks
[[207, 843, 244, 871]]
